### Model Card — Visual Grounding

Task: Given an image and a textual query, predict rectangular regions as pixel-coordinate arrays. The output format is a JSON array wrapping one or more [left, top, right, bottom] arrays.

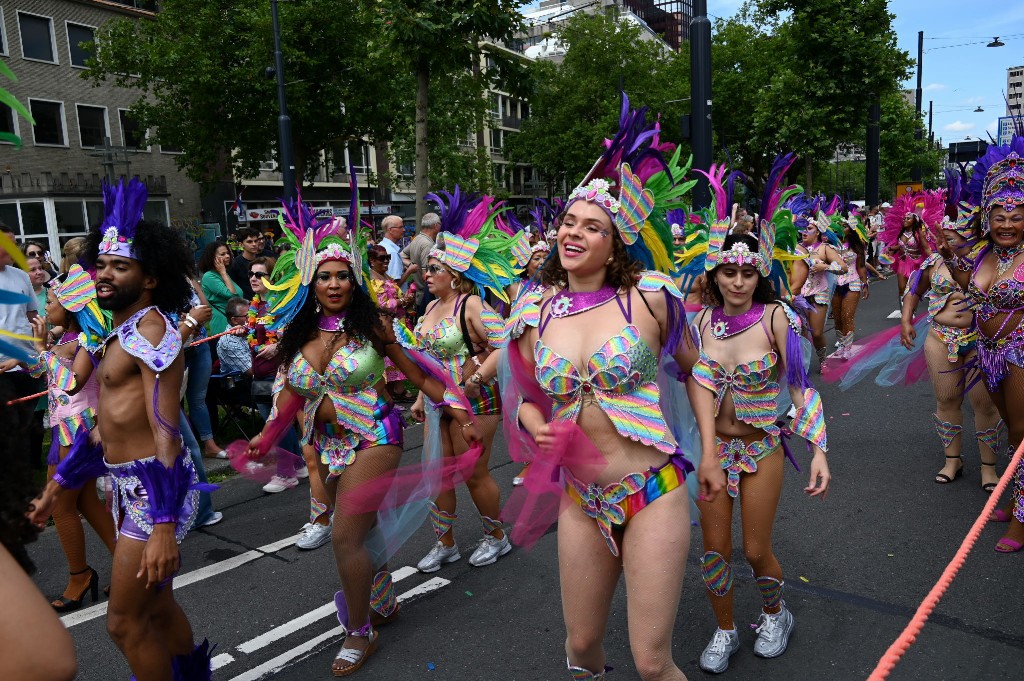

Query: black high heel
[[51, 567, 99, 613]]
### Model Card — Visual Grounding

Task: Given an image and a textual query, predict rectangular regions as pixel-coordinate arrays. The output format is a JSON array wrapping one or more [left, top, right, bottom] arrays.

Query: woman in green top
[[199, 242, 243, 334]]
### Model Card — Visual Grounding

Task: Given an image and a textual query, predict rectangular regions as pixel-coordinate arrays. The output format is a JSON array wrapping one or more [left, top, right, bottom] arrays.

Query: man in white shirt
[[0, 225, 41, 468], [379, 215, 406, 281]]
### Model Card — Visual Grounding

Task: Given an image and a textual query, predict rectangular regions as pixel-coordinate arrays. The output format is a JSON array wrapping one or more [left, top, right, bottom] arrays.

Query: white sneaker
[[417, 541, 461, 573], [296, 521, 332, 550], [263, 475, 299, 493], [199, 511, 224, 528], [468, 534, 512, 567], [753, 603, 795, 658], [294, 465, 309, 479], [699, 628, 741, 673], [886, 309, 902, 319]]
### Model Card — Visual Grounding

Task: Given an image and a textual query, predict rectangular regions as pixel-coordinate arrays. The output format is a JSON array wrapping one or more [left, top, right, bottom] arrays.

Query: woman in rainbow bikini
[[247, 198, 480, 676], [404, 192, 518, 572], [678, 157, 831, 674], [504, 100, 701, 680], [938, 135, 1024, 553]]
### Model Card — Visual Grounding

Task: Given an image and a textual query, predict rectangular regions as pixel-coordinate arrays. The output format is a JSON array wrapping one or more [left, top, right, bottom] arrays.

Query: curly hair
[[540, 221, 644, 292], [901, 213, 925, 235], [0, 401, 42, 574], [844, 226, 866, 261], [198, 241, 230, 274], [704, 234, 778, 307], [277, 263, 386, 366], [85, 219, 194, 315]]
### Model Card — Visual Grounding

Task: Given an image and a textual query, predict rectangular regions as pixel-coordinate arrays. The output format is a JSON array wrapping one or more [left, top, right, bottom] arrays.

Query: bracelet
[[460, 421, 476, 430], [183, 318, 197, 330], [186, 313, 200, 327]]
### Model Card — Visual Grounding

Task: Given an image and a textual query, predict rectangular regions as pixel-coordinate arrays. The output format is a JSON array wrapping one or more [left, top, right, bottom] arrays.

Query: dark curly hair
[[705, 234, 778, 307], [0, 401, 42, 574], [277, 262, 386, 366], [85, 219, 194, 315], [540, 212, 644, 292], [198, 241, 231, 274]]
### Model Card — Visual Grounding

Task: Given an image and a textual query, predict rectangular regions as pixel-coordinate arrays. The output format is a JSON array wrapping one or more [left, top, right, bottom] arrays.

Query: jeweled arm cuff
[[442, 388, 469, 411], [791, 387, 828, 453], [827, 261, 843, 272], [132, 455, 191, 525]]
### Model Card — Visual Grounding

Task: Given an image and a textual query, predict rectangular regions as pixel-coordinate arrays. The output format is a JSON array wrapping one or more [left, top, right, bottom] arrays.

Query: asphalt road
[[27, 277, 1024, 681]]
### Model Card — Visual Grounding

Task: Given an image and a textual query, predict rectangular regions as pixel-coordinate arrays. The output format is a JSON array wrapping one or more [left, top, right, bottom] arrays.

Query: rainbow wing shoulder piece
[[615, 163, 655, 246]]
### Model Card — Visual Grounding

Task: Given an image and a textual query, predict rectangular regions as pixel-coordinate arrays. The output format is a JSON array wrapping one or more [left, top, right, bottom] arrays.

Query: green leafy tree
[[504, 12, 691, 194], [368, 0, 526, 220], [86, 0, 407, 184]]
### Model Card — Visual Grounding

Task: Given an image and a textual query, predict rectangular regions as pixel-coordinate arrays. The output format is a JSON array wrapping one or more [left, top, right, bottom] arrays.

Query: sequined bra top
[[287, 339, 385, 445], [921, 254, 961, 320], [836, 243, 860, 286], [410, 295, 508, 385], [800, 247, 830, 297], [900, 231, 923, 260], [690, 310, 782, 436], [534, 284, 675, 454], [965, 245, 1024, 326]]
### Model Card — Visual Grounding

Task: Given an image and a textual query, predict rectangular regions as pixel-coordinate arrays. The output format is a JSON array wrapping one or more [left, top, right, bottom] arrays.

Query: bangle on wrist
[[183, 318, 197, 330], [460, 421, 475, 430]]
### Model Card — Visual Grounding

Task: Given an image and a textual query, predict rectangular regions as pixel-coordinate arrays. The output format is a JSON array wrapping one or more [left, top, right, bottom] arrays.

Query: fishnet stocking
[[432, 413, 503, 544], [698, 447, 785, 629], [986, 363, 1024, 545], [925, 333, 966, 463]]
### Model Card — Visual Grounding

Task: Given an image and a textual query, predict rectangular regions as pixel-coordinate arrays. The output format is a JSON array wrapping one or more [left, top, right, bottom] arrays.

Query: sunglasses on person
[[26, 249, 45, 258], [249, 269, 268, 278], [425, 264, 447, 276], [375, 254, 392, 261]]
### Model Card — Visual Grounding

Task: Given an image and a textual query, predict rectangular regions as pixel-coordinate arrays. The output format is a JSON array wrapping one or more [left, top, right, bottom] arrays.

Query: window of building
[[17, 12, 57, 63], [76, 105, 109, 148], [55, 201, 87, 234], [119, 109, 147, 149], [160, 142, 183, 154], [66, 23, 96, 68], [0, 103, 18, 144], [143, 200, 169, 224], [0, 8, 9, 56], [347, 141, 371, 173], [19, 201, 47, 236], [29, 99, 66, 146], [489, 128, 502, 152]]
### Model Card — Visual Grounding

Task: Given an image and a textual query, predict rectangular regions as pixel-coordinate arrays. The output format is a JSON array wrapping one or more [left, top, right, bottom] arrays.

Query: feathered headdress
[[97, 178, 148, 260], [943, 167, 978, 239], [426, 190, 519, 304], [46, 264, 110, 351], [565, 93, 696, 276], [264, 193, 352, 331], [967, 135, 1024, 233], [879, 190, 945, 248]]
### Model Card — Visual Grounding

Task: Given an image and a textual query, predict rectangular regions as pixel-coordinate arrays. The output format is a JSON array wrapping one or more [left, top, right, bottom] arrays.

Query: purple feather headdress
[[425, 187, 482, 236], [967, 135, 1024, 226], [98, 178, 149, 260]]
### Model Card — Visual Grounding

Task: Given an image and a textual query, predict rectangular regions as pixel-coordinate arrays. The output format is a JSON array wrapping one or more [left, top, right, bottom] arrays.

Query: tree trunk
[[373, 139, 391, 208], [414, 55, 430, 225], [471, 40, 489, 194], [804, 155, 814, 194]]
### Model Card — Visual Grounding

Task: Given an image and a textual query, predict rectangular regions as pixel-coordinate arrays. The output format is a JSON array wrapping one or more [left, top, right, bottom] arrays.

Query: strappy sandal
[[331, 627, 378, 677], [934, 455, 963, 484], [980, 462, 999, 493], [994, 537, 1024, 553]]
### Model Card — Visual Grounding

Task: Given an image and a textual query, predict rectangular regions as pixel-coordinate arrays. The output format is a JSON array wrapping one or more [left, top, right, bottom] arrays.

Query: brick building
[[0, 0, 202, 256]]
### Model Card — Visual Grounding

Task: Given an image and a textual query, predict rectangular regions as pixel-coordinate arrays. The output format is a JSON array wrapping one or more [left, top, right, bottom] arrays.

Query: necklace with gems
[[318, 312, 346, 332], [709, 303, 766, 340], [993, 243, 1024, 277], [550, 285, 618, 318]]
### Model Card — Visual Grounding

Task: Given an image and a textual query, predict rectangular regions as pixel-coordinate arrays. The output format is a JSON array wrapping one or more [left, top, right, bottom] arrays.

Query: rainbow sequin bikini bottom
[[564, 450, 693, 557], [716, 432, 781, 498]]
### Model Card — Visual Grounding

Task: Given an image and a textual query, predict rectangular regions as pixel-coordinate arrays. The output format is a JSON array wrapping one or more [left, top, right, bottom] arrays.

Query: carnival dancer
[[247, 196, 480, 675], [879, 191, 939, 317], [405, 190, 518, 572], [678, 157, 831, 674], [828, 214, 872, 358], [503, 97, 700, 680], [27, 265, 115, 612], [937, 136, 1024, 552], [792, 202, 846, 367], [28, 178, 214, 679], [901, 214, 1003, 488], [366, 243, 416, 401]]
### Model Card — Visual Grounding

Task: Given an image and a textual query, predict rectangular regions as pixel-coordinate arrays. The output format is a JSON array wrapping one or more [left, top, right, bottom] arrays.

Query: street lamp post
[[689, 0, 713, 209], [911, 30, 923, 182], [271, 0, 296, 203]]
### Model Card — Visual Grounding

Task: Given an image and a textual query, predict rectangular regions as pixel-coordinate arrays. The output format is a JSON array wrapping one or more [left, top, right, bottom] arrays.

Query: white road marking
[[396, 576, 449, 602], [211, 653, 235, 670], [226, 625, 346, 681], [234, 566, 419, 656], [61, 539, 297, 627]]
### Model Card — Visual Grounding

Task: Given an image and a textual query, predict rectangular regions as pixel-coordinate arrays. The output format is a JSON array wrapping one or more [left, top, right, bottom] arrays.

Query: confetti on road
[[799, 576, 810, 583]]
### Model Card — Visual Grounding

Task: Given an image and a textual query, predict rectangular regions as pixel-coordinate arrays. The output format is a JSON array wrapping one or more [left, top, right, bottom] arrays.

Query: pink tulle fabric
[[499, 340, 608, 550], [225, 441, 301, 483], [822, 313, 929, 387]]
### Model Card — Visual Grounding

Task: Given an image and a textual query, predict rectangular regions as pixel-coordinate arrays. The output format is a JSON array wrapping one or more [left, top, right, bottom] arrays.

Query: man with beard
[[29, 179, 212, 679]]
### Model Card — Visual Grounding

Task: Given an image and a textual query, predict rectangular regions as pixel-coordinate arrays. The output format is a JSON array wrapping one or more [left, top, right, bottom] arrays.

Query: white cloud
[[962, 95, 986, 105], [924, 83, 947, 92], [987, 119, 999, 134], [944, 120, 976, 132]]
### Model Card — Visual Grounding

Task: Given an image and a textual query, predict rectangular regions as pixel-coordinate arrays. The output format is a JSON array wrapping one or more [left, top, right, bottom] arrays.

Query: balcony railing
[[501, 116, 522, 130]]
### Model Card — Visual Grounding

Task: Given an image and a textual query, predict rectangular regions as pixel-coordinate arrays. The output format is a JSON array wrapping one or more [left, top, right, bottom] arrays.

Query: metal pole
[[271, 0, 296, 202], [911, 30, 923, 182], [689, 0, 713, 208], [866, 93, 880, 206], [928, 100, 934, 149]]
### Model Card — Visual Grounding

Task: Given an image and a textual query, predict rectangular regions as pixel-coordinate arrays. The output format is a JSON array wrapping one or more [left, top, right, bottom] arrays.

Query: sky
[[522, 0, 1024, 145]]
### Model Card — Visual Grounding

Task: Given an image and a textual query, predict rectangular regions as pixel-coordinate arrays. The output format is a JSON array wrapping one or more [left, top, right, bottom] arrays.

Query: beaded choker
[[549, 285, 618, 319], [318, 312, 346, 332], [993, 244, 1024, 276], [709, 303, 766, 340]]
